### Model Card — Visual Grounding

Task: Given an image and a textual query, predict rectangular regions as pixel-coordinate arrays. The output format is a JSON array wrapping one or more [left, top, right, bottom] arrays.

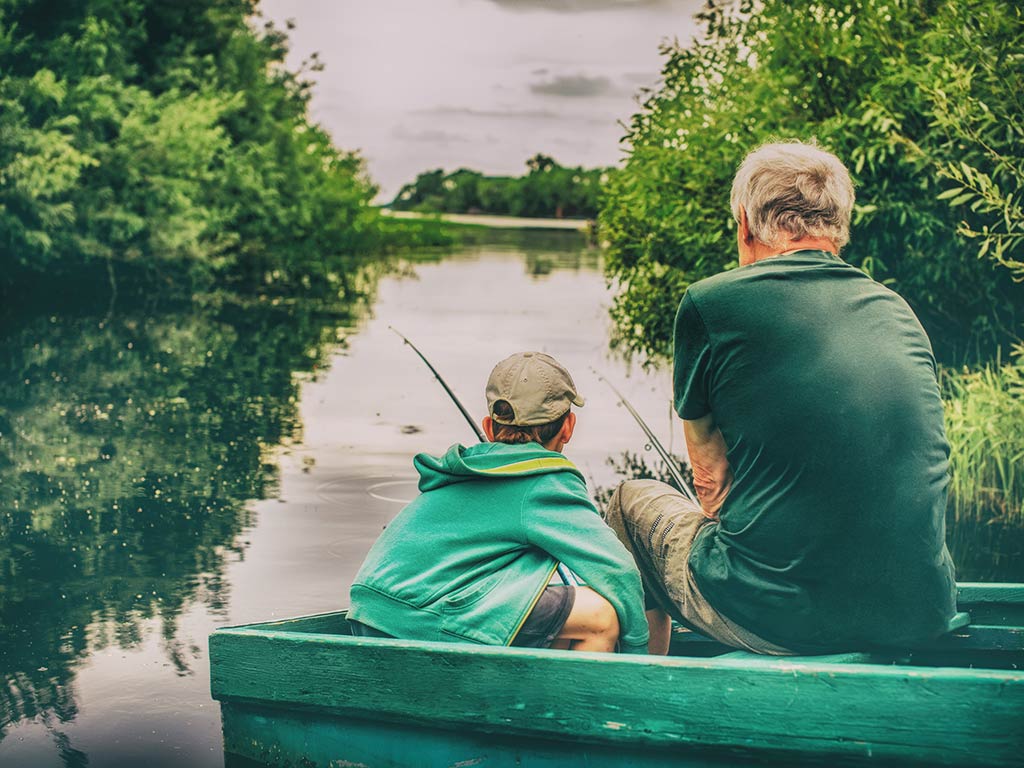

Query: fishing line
[[593, 369, 701, 507], [389, 326, 485, 442]]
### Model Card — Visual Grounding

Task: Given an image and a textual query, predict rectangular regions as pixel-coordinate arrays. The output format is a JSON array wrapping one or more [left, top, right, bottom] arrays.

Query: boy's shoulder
[[416, 442, 584, 489]]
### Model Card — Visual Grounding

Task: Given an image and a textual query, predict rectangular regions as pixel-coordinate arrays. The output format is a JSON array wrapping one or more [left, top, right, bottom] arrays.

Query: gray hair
[[730, 140, 856, 250]]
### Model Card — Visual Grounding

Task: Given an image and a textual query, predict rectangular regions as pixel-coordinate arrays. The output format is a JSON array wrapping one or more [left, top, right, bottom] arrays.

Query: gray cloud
[[530, 74, 614, 98], [486, 0, 674, 11], [417, 105, 612, 126], [392, 124, 468, 145], [416, 106, 560, 120], [623, 71, 659, 85]]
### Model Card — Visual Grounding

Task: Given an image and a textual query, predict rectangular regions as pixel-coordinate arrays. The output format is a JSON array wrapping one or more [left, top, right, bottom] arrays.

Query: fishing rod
[[390, 326, 575, 585], [593, 370, 701, 506], [389, 326, 486, 442]]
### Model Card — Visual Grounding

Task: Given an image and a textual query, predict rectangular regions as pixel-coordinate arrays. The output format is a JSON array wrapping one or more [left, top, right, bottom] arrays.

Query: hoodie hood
[[415, 442, 583, 492]]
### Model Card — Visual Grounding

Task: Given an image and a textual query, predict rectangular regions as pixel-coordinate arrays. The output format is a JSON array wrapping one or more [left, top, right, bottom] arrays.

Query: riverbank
[[380, 208, 592, 232]]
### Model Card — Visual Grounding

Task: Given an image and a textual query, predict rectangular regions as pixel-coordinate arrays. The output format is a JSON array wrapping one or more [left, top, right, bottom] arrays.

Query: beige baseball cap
[[486, 352, 585, 426]]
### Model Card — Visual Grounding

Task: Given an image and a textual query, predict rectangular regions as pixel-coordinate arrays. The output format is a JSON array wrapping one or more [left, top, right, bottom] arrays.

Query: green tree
[[526, 153, 556, 174], [0, 65, 98, 265], [922, 2, 1024, 278], [601, 0, 1024, 362], [0, 0, 381, 293]]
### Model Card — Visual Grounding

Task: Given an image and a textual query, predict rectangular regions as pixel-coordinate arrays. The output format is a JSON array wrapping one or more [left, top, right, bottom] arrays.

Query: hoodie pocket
[[440, 571, 506, 612], [438, 569, 521, 645]]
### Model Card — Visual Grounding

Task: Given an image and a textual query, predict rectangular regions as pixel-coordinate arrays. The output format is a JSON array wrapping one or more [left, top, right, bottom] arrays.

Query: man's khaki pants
[[603, 479, 791, 655]]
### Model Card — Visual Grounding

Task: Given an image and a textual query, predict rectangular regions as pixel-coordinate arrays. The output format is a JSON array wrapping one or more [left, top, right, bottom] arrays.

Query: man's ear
[[738, 207, 754, 244], [482, 416, 495, 442]]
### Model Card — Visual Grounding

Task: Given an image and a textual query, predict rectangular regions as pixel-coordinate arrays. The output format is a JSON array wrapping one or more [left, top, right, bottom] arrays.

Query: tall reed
[[942, 347, 1024, 525]]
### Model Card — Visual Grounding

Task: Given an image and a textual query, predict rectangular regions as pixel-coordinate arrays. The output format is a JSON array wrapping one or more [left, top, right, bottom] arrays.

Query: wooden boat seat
[[945, 610, 973, 632], [714, 611, 974, 664]]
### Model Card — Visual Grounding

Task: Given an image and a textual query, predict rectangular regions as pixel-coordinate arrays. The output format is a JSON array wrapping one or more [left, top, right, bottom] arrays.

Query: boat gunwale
[[210, 623, 1024, 681], [211, 581, 1024, 631], [209, 579, 1024, 668]]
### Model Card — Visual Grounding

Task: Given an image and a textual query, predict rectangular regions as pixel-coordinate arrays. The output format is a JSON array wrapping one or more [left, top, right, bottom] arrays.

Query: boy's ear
[[560, 411, 577, 445], [482, 416, 495, 442]]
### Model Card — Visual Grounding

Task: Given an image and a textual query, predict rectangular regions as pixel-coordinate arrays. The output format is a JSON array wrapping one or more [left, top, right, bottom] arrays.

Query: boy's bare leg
[[554, 586, 620, 652], [646, 608, 672, 655]]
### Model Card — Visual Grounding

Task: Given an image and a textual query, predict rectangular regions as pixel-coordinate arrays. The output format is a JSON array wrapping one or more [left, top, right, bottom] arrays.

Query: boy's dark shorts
[[348, 584, 576, 648], [511, 585, 576, 648]]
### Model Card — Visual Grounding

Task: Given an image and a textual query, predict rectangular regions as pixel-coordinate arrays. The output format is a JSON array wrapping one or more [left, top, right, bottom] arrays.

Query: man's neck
[[740, 235, 838, 266]]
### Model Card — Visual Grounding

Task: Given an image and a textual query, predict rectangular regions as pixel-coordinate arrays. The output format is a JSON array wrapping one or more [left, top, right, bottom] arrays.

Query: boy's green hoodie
[[348, 441, 649, 653]]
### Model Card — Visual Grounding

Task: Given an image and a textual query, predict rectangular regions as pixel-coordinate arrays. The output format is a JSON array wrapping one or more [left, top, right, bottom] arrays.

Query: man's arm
[[683, 413, 732, 519]]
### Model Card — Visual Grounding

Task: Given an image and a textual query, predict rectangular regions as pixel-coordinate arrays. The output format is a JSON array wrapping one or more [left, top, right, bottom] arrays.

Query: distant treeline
[[0, 0, 444, 296], [390, 154, 608, 219]]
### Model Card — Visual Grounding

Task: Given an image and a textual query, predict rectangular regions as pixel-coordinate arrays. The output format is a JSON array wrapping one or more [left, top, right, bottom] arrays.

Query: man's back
[[675, 249, 956, 652]]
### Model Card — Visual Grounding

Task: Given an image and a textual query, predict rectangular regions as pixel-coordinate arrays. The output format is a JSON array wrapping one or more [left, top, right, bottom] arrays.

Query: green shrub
[[601, 0, 1024, 363], [0, 0, 382, 293]]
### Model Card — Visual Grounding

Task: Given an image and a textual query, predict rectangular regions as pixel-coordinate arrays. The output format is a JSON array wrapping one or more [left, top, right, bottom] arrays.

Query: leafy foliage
[[391, 154, 609, 220], [0, 0, 389, 292], [602, 0, 1024, 362], [924, 2, 1024, 278]]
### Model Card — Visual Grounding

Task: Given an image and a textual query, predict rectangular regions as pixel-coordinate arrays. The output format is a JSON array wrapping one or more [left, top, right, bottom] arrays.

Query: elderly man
[[605, 140, 957, 655]]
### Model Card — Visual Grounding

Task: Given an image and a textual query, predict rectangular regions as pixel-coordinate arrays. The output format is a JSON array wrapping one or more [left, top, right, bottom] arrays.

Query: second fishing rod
[[591, 370, 700, 507]]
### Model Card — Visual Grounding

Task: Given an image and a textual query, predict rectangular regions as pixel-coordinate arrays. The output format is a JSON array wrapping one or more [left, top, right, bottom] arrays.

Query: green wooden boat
[[210, 583, 1024, 767]]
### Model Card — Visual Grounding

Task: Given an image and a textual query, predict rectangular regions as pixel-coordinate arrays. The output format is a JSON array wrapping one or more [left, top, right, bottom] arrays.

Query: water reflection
[[0, 279, 380, 741], [947, 511, 1024, 582]]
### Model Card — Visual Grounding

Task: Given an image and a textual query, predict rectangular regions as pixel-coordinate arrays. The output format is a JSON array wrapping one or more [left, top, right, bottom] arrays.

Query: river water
[[1, 230, 1020, 768], [0, 231, 682, 767]]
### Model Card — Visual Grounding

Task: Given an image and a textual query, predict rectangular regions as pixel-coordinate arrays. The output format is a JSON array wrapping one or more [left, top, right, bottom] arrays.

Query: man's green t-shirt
[[675, 250, 956, 652]]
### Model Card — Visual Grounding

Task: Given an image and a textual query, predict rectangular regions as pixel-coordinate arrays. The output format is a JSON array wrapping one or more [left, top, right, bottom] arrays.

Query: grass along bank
[[381, 209, 591, 232], [944, 351, 1024, 528]]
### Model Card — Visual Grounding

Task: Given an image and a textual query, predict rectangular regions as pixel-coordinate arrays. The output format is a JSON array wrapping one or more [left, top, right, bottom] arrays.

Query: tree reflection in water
[[0, 274, 382, 744]]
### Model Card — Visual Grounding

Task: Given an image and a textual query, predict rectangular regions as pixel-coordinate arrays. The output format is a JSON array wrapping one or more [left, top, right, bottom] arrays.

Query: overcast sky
[[258, 0, 704, 201]]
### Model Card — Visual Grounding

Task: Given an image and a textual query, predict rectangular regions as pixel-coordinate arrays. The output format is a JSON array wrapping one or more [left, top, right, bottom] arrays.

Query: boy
[[348, 352, 649, 653]]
